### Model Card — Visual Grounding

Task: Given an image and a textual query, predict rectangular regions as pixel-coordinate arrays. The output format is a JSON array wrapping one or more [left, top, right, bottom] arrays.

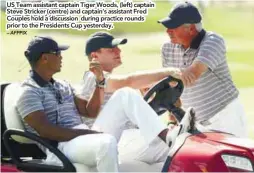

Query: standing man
[[158, 1, 247, 137], [80, 31, 194, 164]]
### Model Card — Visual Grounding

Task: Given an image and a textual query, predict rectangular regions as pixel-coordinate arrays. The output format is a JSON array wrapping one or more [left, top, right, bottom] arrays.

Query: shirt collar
[[30, 70, 55, 87], [190, 29, 206, 49]]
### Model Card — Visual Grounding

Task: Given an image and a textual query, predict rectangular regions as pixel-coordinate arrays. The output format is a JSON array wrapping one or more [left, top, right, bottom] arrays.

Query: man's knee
[[114, 87, 139, 96], [99, 134, 118, 155]]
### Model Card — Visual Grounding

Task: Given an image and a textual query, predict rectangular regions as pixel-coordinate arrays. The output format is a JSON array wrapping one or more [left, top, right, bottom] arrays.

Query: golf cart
[[1, 76, 254, 172]]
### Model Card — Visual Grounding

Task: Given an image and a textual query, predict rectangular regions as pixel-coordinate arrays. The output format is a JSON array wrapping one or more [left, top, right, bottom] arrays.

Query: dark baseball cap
[[158, 1, 202, 29], [85, 32, 127, 56], [24, 36, 69, 63]]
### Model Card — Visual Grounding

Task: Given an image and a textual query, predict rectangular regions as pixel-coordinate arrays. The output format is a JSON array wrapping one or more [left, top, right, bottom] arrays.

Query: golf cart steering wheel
[[144, 76, 186, 123]]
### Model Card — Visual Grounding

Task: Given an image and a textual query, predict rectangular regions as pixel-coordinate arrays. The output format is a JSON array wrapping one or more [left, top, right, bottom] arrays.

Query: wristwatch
[[96, 78, 106, 88]]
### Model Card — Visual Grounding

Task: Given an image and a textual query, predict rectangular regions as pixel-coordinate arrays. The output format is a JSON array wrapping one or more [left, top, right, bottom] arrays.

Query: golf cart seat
[[1, 83, 164, 172]]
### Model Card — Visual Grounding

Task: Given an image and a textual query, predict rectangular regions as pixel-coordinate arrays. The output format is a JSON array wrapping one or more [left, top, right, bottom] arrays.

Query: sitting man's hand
[[140, 87, 150, 96], [90, 58, 104, 82]]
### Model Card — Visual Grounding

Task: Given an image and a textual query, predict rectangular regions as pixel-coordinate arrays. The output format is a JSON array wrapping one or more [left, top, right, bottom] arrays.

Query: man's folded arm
[[24, 110, 100, 142]]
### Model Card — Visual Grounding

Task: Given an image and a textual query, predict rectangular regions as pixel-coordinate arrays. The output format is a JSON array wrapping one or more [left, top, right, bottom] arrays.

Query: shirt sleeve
[[80, 71, 96, 101], [16, 88, 44, 119], [161, 42, 176, 68], [161, 43, 169, 68], [195, 35, 226, 71]]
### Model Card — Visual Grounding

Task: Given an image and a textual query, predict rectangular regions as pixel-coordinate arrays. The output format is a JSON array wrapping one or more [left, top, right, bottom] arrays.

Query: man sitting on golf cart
[[80, 32, 191, 164], [16, 36, 195, 172]]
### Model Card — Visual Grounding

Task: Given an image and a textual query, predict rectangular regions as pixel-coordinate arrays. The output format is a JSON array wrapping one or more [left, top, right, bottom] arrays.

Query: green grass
[[1, 11, 6, 32], [203, 6, 254, 39], [231, 71, 254, 88], [227, 51, 254, 64], [226, 49, 254, 87]]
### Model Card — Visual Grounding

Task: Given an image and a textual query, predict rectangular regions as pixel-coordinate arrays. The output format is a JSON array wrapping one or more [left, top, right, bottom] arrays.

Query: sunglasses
[[43, 51, 61, 56], [51, 86, 63, 104]]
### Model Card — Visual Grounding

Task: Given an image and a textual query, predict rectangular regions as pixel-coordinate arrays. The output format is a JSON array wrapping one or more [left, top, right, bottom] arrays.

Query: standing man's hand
[[169, 68, 182, 80], [90, 58, 104, 82]]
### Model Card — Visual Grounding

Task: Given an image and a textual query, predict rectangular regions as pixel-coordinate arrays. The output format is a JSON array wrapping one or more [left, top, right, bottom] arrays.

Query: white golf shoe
[[166, 107, 195, 148]]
